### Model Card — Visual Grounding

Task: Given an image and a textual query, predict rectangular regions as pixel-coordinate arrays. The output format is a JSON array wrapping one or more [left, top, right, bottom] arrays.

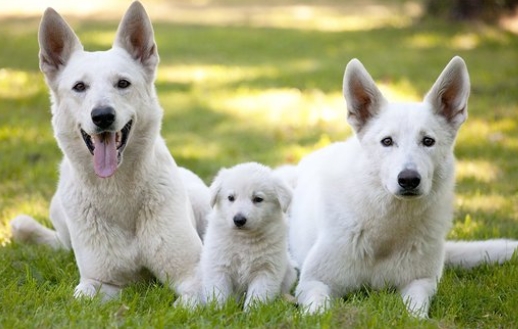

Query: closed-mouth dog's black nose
[[398, 169, 421, 190], [233, 214, 247, 228], [91, 106, 116, 129]]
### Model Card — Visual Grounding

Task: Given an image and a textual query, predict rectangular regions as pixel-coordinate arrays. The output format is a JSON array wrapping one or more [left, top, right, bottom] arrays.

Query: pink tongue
[[93, 132, 118, 178]]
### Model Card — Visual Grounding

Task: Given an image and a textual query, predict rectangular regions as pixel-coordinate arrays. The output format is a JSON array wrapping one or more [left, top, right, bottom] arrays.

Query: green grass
[[1, 1, 518, 327]]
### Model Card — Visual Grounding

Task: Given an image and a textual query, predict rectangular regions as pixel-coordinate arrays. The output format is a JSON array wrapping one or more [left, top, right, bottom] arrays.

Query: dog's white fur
[[10, 2, 205, 305], [289, 57, 518, 317], [201, 162, 297, 310]]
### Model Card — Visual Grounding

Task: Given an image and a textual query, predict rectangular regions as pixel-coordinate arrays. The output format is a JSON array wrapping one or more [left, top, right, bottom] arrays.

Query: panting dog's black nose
[[233, 214, 247, 228], [91, 106, 116, 129], [398, 169, 421, 190]]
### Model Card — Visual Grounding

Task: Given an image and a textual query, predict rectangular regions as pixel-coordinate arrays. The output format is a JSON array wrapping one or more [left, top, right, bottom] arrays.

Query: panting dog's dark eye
[[227, 195, 235, 202], [253, 196, 264, 204], [72, 82, 86, 92], [381, 137, 393, 147], [117, 79, 131, 89], [423, 137, 435, 147]]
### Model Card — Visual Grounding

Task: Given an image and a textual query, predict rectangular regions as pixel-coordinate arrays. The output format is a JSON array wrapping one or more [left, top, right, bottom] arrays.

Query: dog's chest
[[354, 206, 431, 261], [225, 234, 280, 288]]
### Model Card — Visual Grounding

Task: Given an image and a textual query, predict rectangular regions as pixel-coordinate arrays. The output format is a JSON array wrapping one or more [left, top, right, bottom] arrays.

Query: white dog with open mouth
[[10, 2, 206, 305], [201, 162, 297, 310]]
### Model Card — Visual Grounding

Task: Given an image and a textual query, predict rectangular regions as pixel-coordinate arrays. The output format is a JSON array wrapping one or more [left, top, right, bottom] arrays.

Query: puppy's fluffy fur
[[201, 162, 296, 309]]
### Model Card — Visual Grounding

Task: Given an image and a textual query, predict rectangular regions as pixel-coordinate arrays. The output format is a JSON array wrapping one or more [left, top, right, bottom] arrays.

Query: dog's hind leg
[[399, 277, 437, 318], [10, 195, 71, 250], [10, 215, 68, 250]]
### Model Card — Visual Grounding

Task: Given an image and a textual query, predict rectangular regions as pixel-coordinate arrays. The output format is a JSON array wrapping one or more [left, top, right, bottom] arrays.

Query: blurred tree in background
[[425, 0, 518, 21]]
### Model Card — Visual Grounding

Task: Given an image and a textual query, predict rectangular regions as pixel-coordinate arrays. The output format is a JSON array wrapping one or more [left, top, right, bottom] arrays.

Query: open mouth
[[80, 120, 133, 178]]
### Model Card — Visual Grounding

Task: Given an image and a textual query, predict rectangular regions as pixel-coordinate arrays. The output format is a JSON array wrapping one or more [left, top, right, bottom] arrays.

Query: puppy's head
[[209, 162, 292, 231]]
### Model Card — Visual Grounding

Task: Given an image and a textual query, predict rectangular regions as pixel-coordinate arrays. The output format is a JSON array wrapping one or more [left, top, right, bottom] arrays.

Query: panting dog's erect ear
[[113, 1, 158, 77], [424, 56, 470, 131], [343, 59, 388, 134], [38, 8, 83, 81]]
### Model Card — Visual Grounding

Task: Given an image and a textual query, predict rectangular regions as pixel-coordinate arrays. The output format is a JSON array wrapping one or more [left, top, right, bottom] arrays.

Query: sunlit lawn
[[1, 0, 518, 327]]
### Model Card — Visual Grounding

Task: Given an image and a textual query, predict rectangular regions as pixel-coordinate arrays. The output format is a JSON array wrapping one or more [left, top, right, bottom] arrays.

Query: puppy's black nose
[[91, 106, 116, 129], [398, 169, 421, 190], [233, 214, 247, 228]]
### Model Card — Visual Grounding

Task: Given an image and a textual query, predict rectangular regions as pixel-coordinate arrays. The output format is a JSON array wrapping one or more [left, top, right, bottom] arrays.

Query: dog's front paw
[[173, 294, 200, 310], [74, 281, 122, 301], [74, 282, 99, 299], [296, 280, 332, 315]]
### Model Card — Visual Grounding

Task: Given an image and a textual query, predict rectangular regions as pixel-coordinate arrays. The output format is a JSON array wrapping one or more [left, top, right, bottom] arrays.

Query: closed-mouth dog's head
[[209, 162, 292, 231], [343, 57, 470, 199], [38, 2, 159, 178]]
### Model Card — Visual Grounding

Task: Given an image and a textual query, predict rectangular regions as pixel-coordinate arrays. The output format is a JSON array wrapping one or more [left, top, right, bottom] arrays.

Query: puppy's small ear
[[113, 1, 158, 78], [274, 178, 293, 213], [209, 169, 226, 208], [424, 56, 470, 131], [38, 8, 82, 81], [343, 59, 387, 135]]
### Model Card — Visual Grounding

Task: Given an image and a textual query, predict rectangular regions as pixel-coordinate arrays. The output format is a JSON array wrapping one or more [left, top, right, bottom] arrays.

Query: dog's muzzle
[[80, 109, 133, 178], [397, 169, 421, 197], [233, 213, 247, 228]]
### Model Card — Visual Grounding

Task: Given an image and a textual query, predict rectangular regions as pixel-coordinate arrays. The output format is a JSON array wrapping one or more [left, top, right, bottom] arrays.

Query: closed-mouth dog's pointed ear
[[274, 178, 293, 213], [343, 59, 387, 134], [38, 8, 83, 81], [424, 56, 470, 131], [113, 1, 158, 77]]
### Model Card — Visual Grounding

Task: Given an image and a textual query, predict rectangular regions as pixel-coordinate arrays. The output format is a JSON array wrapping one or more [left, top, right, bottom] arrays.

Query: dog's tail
[[444, 239, 518, 269]]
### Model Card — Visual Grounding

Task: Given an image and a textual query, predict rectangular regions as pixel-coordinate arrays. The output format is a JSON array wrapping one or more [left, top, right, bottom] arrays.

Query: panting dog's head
[[343, 57, 470, 199], [209, 162, 292, 232], [38, 2, 159, 178]]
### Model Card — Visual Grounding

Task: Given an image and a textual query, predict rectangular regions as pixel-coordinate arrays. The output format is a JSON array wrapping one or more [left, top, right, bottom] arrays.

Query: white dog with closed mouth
[[201, 162, 297, 310], [289, 57, 518, 317], [10, 2, 206, 305]]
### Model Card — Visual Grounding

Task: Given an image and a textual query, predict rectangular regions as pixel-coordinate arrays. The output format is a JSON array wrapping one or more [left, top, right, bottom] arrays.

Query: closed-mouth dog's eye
[[227, 195, 235, 202], [381, 137, 393, 147], [117, 79, 131, 89], [72, 82, 87, 92], [252, 196, 264, 204], [422, 137, 435, 147]]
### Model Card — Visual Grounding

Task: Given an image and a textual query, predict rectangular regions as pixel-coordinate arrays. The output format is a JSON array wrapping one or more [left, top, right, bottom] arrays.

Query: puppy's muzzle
[[233, 213, 247, 228]]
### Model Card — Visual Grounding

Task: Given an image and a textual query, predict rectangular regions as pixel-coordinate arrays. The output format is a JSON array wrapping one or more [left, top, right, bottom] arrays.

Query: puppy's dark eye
[[72, 82, 87, 92], [253, 196, 263, 204], [422, 137, 435, 147], [381, 137, 393, 147], [117, 79, 131, 89], [227, 195, 235, 202]]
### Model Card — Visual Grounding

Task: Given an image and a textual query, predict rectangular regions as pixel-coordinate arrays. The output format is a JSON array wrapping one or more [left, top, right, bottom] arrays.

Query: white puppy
[[201, 162, 297, 310]]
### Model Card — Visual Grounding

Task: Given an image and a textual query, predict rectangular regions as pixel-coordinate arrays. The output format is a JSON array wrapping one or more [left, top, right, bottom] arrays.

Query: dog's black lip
[[80, 120, 133, 156], [81, 129, 95, 155], [397, 190, 422, 198], [118, 120, 132, 151]]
